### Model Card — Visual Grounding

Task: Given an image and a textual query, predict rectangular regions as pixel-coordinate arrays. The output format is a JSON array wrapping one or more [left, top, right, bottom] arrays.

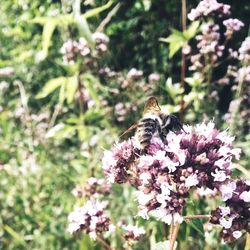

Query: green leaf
[[188, 218, 204, 236], [152, 240, 177, 250], [183, 21, 200, 40], [143, 0, 151, 11], [185, 77, 202, 87], [82, 74, 101, 108], [30, 1, 113, 57], [83, 0, 113, 19], [75, 15, 95, 48], [59, 83, 66, 105], [4, 225, 27, 246], [159, 31, 185, 58], [80, 235, 93, 250], [77, 124, 88, 141], [41, 20, 56, 58], [66, 75, 78, 104], [46, 123, 76, 139], [36, 77, 67, 99]]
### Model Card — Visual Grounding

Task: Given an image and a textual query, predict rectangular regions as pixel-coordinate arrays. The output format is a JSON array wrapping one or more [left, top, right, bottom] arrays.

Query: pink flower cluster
[[188, 0, 230, 21], [67, 199, 114, 240], [187, 0, 244, 77], [210, 179, 250, 242], [102, 122, 241, 226], [72, 177, 111, 198], [223, 18, 244, 39], [0, 67, 15, 77], [60, 32, 109, 64], [190, 22, 224, 70], [122, 224, 146, 241], [102, 138, 136, 184], [239, 37, 250, 64], [227, 37, 250, 83]]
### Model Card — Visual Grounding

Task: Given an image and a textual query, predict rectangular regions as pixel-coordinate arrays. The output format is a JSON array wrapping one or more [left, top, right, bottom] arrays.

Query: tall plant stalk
[[180, 0, 187, 122]]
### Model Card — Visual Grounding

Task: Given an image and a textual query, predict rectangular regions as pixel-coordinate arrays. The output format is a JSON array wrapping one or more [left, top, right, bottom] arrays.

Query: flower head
[[102, 122, 240, 225], [67, 199, 112, 239]]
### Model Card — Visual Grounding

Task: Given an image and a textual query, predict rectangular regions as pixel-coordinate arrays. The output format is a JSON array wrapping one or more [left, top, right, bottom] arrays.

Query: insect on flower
[[120, 97, 185, 150]]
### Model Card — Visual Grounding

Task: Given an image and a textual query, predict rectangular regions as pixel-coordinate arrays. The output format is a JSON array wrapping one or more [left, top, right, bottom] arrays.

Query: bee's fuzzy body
[[135, 113, 183, 150]]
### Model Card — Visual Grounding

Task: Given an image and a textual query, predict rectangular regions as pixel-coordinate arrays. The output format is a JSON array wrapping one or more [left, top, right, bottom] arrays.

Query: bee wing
[[143, 96, 161, 115], [119, 122, 138, 138]]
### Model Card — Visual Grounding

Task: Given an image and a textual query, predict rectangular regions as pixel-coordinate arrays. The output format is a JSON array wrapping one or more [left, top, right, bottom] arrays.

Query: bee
[[121, 97, 184, 150]]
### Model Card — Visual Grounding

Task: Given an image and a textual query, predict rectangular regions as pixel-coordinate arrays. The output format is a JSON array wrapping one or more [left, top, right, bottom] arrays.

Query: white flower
[[214, 159, 231, 170], [67, 222, 80, 234], [137, 208, 149, 220], [123, 224, 145, 237], [216, 131, 234, 144], [197, 187, 217, 197], [139, 172, 151, 185], [161, 182, 173, 195], [150, 208, 168, 221], [108, 224, 116, 233], [136, 191, 153, 206], [232, 230, 242, 239], [89, 231, 97, 240], [219, 217, 234, 229], [219, 206, 230, 217], [239, 191, 250, 202], [102, 150, 117, 170], [173, 213, 183, 224], [90, 216, 98, 230], [219, 181, 236, 201], [161, 214, 173, 225], [185, 174, 199, 187], [231, 148, 241, 160], [196, 122, 215, 137], [211, 169, 228, 182]]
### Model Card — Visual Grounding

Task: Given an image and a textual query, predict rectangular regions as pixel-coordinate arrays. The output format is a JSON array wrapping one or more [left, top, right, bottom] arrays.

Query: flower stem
[[229, 78, 244, 134], [169, 223, 174, 240], [184, 215, 211, 220], [245, 233, 250, 250], [169, 223, 180, 250], [97, 235, 112, 250], [180, 0, 187, 122]]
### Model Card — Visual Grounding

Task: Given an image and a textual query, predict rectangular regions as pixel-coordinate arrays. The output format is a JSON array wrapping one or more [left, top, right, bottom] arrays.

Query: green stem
[[229, 79, 244, 134]]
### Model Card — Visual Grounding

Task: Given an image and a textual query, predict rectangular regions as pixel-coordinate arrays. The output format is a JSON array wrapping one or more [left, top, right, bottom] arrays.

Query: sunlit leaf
[[159, 31, 185, 58], [152, 240, 177, 250], [4, 225, 26, 246], [59, 82, 66, 105], [183, 21, 200, 40], [143, 0, 151, 11], [75, 15, 95, 48], [46, 123, 76, 139], [36, 77, 67, 99], [82, 74, 101, 108], [77, 124, 88, 141], [41, 20, 56, 57], [83, 0, 113, 19], [66, 75, 78, 104]]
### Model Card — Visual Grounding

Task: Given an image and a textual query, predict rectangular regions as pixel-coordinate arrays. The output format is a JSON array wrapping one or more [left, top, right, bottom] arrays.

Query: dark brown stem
[[180, 0, 187, 122]]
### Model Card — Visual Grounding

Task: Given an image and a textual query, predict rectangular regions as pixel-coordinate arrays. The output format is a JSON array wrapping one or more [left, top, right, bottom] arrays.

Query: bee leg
[[159, 131, 166, 142]]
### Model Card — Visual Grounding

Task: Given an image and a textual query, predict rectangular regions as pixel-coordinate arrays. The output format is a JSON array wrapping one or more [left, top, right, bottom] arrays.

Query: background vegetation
[[0, 0, 249, 249]]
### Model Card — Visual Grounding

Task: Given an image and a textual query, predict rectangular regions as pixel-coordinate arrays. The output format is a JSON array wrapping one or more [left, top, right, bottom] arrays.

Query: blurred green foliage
[[0, 0, 249, 249]]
